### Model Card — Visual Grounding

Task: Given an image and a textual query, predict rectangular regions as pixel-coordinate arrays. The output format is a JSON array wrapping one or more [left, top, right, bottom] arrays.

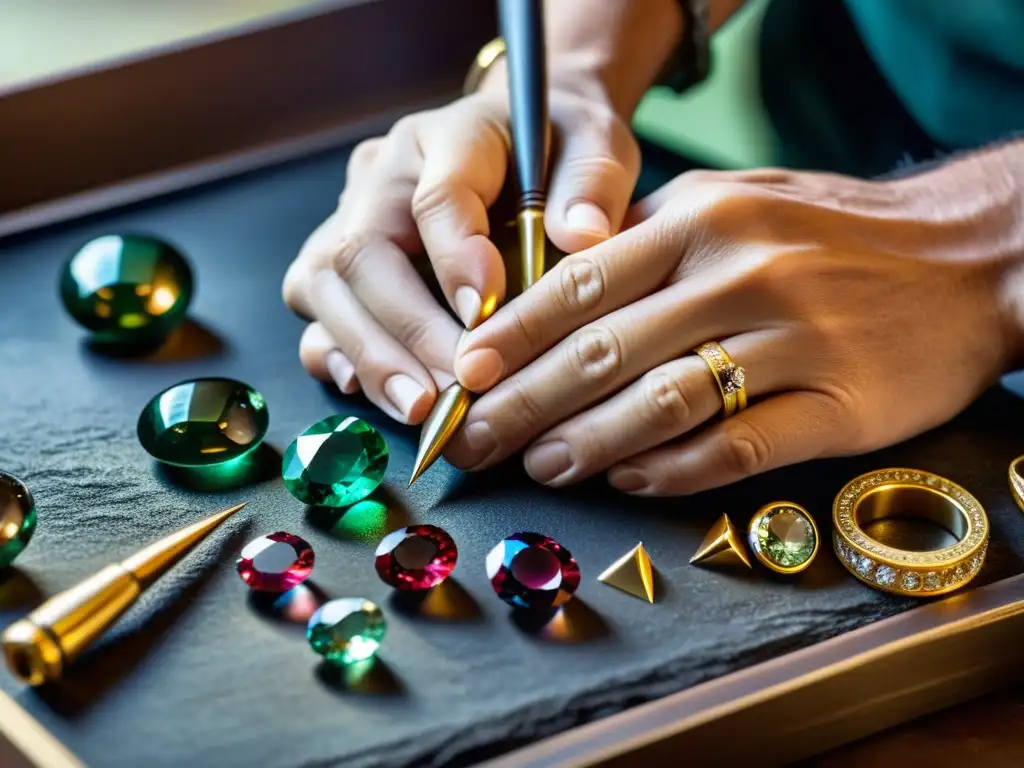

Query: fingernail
[[326, 350, 357, 393], [464, 421, 498, 464], [524, 441, 572, 485], [454, 286, 482, 329], [384, 374, 430, 422], [566, 201, 611, 238], [457, 348, 504, 391], [609, 467, 648, 493]]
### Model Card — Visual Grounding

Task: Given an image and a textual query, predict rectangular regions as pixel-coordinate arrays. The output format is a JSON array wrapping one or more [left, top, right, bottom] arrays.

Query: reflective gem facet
[[374, 524, 457, 590], [137, 378, 269, 466], [485, 532, 580, 610], [753, 507, 816, 569], [924, 572, 941, 590], [0, 472, 36, 568], [60, 234, 193, 343], [902, 572, 922, 591], [282, 416, 389, 507], [307, 598, 386, 666], [237, 531, 314, 592], [875, 565, 897, 587]]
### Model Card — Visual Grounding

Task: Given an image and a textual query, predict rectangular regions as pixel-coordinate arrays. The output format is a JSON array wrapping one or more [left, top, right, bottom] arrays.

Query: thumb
[[544, 115, 640, 254]]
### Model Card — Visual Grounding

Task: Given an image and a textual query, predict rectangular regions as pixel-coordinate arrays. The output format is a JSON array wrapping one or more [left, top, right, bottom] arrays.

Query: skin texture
[[283, 0, 1024, 496]]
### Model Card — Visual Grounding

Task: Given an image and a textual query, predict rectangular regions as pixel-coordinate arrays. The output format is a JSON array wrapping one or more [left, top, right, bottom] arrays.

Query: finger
[[412, 103, 510, 329], [544, 115, 640, 253], [608, 390, 848, 496], [455, 210, 686, 392], [444, 274, 771, 472], [298, 322, 361, 394], [309, 270, 437, 424], [522, 330, 801, 486]]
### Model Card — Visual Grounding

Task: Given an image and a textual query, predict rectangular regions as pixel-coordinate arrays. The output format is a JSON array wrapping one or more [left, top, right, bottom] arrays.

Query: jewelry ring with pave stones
[[694, 341, 747, 417], [832, 468, 989, 597]]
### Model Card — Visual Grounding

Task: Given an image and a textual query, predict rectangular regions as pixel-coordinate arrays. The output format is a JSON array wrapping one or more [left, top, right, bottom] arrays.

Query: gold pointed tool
[[690, 513, 752, 568], [2, 502, 245, 686], [597, 543, 655, 603]]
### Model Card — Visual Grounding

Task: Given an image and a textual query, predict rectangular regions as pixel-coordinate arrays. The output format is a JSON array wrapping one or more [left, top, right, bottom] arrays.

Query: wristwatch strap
[[656, 0, 711, 93]]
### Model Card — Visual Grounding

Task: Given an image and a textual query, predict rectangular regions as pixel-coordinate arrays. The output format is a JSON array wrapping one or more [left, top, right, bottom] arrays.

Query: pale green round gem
[[307, 598, 386, 666], [755, 507, 816, 568]]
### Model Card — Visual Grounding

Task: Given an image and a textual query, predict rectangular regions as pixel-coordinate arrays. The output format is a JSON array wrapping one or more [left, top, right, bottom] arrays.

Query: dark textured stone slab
[[0, 146, 1022, 768]]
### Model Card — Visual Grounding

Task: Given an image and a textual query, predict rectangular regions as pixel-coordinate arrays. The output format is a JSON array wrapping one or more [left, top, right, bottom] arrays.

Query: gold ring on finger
[[694, 341, 747, 417]]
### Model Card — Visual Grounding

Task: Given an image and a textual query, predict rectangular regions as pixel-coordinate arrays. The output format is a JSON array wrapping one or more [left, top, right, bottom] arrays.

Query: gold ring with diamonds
[[694, 341, 747, 417], [1008, 455, 1024, 514], [832, 469, 988, 597]]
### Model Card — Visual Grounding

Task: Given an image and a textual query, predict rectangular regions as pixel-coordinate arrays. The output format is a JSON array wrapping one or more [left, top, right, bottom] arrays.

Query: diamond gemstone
[[486, 532, 580, 610], [60, 233, 193, 344], [374, 524, 457, 590], [137, 378, 269, 466], [307, 598, 386, 666], [237, 531, 314, 592], [0, 472, 36, 568], [723, 365, 745, 392], [924, 572, 941, 590], [902, 572, 922, 591], [874, 565, 897, 587], [856, 556, 875, 576], [753, 507, 816, 569], [282, 416, 389, 507]]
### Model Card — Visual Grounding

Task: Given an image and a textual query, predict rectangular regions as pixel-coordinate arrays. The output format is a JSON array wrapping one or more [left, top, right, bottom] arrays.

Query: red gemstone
[[374, 524, 457, 590], [237, 531, 314, 592], [486, 532, 580, 610]]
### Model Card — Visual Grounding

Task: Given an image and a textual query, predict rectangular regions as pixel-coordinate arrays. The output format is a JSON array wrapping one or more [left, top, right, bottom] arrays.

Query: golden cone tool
[[597, 543, 656, 603], [2, 502, 245, 686], [690, 513, 752, 569]]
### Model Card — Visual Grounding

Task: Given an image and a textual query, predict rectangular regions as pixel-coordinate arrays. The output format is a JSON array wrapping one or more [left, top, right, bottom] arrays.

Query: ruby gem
[[485, 532, 580, 610], [237, 531, 314, 592], [374, 524, 457, 590]]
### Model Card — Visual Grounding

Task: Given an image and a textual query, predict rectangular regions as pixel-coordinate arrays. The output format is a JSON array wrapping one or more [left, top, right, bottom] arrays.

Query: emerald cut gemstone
[[282, 416, 388, 507], [749, 504, 818, 572], [60, 234, 193, 344], [307, 598, 386, 666], [0, 472, 36, 568], [137, 378, 269, 466]]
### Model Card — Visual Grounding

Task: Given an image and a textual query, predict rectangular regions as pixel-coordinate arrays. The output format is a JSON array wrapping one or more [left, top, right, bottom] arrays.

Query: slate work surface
[[1, 145, 1023, 768]]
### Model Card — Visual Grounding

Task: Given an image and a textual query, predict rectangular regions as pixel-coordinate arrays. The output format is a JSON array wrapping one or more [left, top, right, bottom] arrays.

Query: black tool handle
[[498, 0, 549, 206]]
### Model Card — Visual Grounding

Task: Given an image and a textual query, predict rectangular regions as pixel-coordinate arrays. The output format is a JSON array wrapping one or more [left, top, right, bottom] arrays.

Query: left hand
[[442, 165, 1022, 495]]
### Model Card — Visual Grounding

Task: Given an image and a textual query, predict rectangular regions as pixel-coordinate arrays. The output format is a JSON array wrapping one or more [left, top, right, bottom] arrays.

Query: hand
[[444, 163, 1024, 495], [283, 83, 639, 424]]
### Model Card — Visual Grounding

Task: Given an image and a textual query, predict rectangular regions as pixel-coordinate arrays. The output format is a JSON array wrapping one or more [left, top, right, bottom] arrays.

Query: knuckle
[[392, 313, 445, 356], [556, 256, 606, 315], [347, 138, 383, 175], [721, 421, 773, 476], [388, 114, 419, 142], [331, 231, 376, 279], [509, 379, 546, 432], [642, 371, 692, 429], [511, 303, 542, 350], [568, 326, 622, 384], [410, 176, 457, 225]]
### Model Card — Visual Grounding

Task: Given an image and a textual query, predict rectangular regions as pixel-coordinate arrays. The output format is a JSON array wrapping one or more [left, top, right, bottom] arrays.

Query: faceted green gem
[[137, 378, 269, 467], [282, 416, 389, 507], [60, 234, 193, 343], [753, 507, 817, 568], [307, 598, 386, 666], [0, 471, 37, 568]]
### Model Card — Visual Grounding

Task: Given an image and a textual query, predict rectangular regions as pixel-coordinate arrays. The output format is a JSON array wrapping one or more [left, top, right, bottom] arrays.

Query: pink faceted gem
[[237, 531, 314, 592]]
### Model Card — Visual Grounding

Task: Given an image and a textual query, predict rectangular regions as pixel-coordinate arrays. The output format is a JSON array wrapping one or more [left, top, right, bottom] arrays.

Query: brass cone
[[517, 207, 546, 292], [2, 502, 245, 686], [597, 542, 655, 603], [408, 384, 472, 486], [690, 513, 752, 568]]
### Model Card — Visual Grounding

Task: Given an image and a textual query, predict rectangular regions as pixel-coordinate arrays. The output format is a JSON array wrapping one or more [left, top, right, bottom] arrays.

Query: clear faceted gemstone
[[856, 556, 875, 576], [486, 532, 580, 610], [307, 598, 386, 666], [0, 472, 36, 568], [282, 416, 389, 507], [137, 378, 269, 466], [902, 572, 922, 591], [874, 565, 897, 587], [237, 531, 314, 592], [723, 365, 745, 392], [754, 507, 816, 568], [374, 524, 458, 590], [924, 572, 941, 590]]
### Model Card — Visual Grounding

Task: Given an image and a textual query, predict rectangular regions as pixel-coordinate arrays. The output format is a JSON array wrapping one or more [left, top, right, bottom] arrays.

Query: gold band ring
[[833, 469, 989, 597], [694, 341, 747, 417]]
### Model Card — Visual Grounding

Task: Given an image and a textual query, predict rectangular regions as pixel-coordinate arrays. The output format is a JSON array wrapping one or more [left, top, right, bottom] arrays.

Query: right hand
[[282, 79, 640, 425]]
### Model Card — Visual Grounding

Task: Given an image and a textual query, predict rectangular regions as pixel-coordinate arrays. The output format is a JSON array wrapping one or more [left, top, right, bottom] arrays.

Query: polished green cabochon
[[60, 233, 193, 343], [0, 471, 37, 568], [137, 378, 269, 467], [282, 415, 389, 507]]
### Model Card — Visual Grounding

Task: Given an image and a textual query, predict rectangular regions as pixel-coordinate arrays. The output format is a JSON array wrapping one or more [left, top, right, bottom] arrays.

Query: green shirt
[[844, 0, 1024, 149]]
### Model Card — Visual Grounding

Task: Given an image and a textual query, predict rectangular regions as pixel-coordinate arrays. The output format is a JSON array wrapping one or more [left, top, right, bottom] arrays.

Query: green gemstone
[[307, 598, 386, 666], [60, 234, 193, 343], [755, 507, 817, 568], [282, 416, 388, 507], [0, 472, 37, 568], [137, 378, 269, 467]]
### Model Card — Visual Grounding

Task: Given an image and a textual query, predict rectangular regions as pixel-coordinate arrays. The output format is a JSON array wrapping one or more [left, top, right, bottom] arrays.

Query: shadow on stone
[[0, 567, 44, 611], [305, 492, 411, 543], [247, 581, 329, 627], [154, 443, 281, 492], [510, 598, 610, 643], [83, 317, 226, 361], [315, 657, 404, 697], [387, 578, 482, 623]]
